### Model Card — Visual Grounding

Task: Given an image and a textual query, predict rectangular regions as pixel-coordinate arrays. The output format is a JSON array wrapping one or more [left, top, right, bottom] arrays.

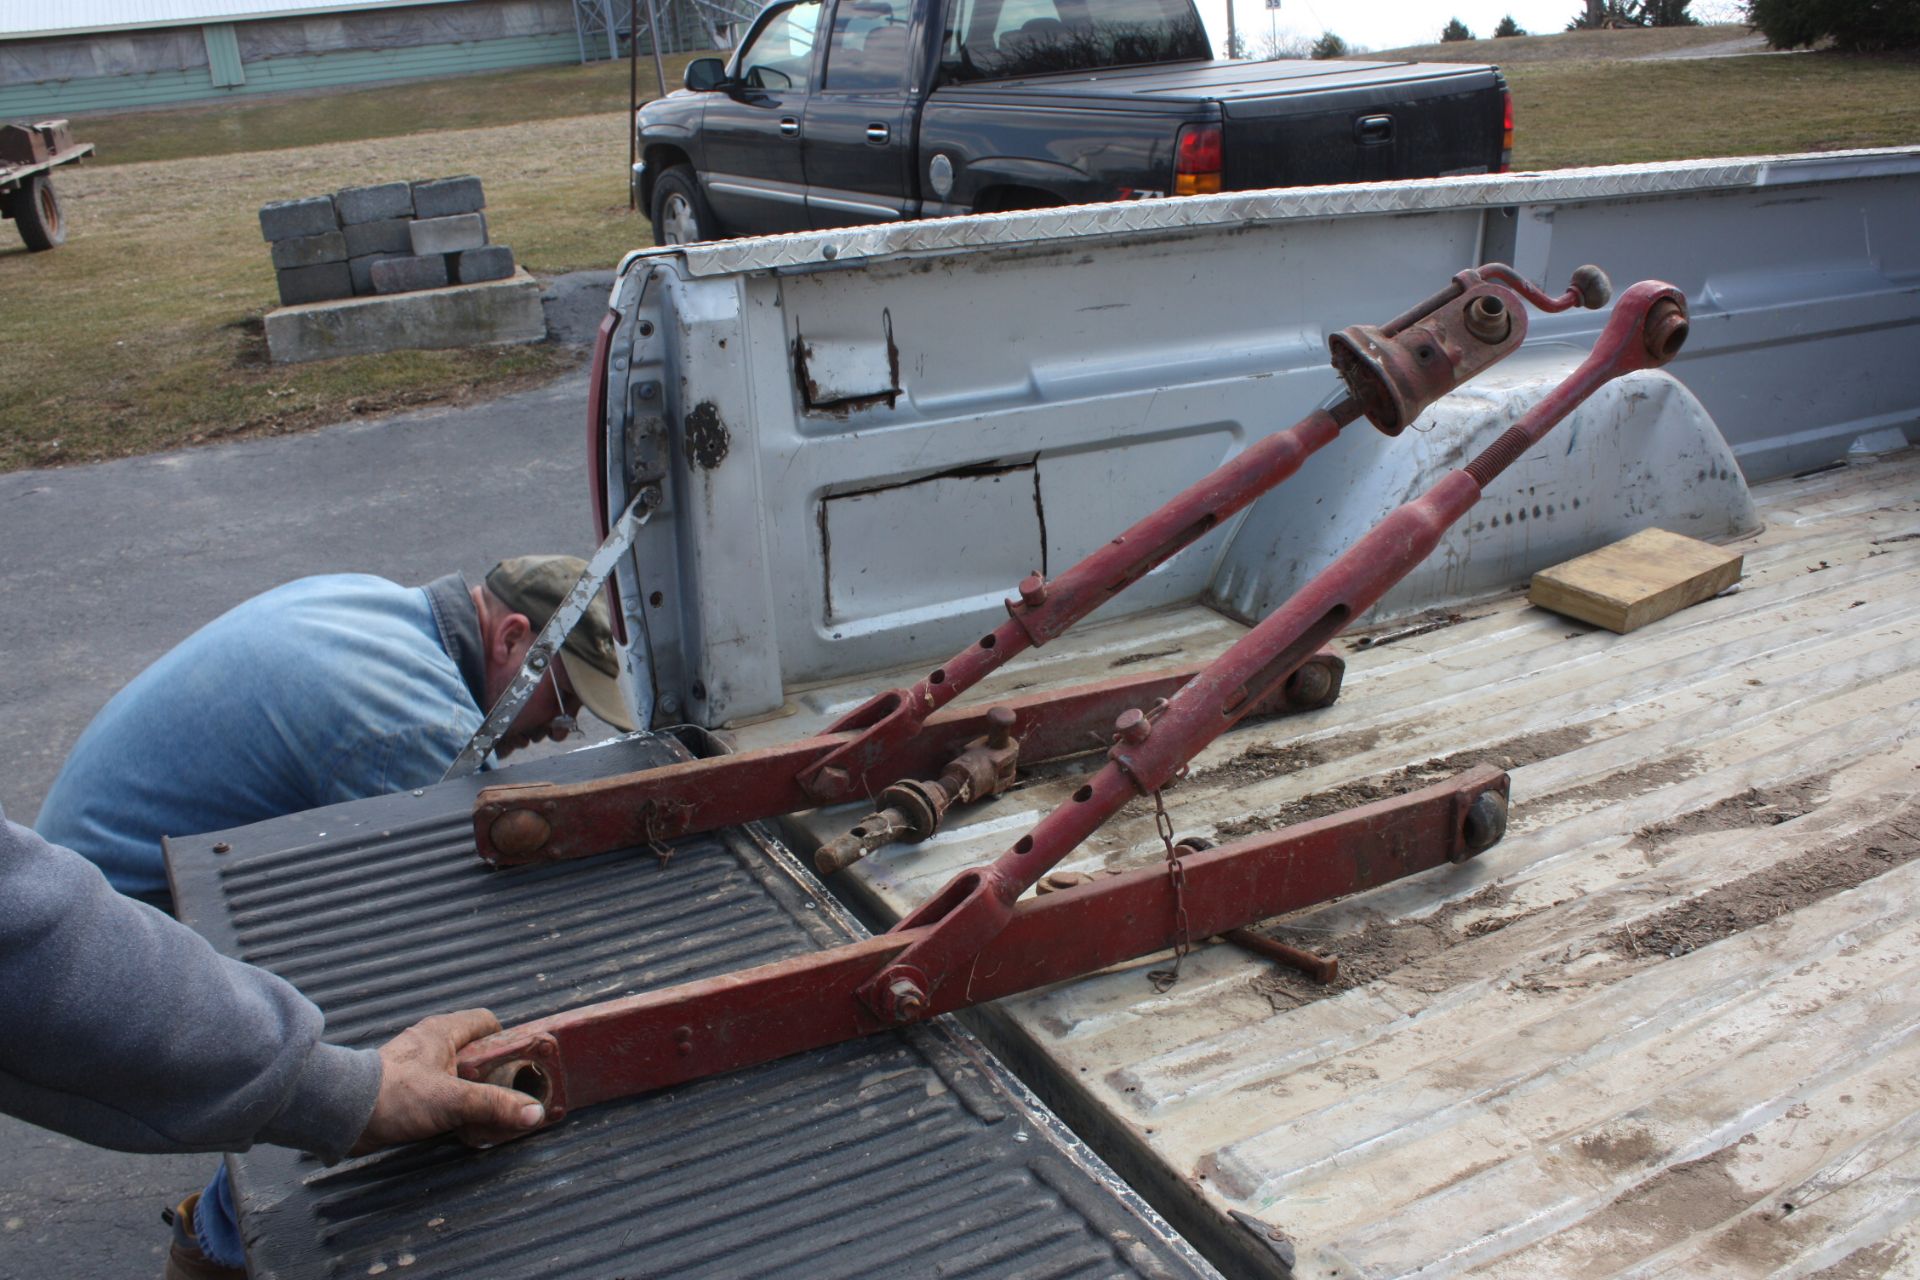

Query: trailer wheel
[[15, 173, 66, 252], [650, 166, 716, 246]]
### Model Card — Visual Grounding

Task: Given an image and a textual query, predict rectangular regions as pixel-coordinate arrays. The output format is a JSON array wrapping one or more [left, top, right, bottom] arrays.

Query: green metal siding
[[0, 30, 579, 118], [203, 24, 247, 88]]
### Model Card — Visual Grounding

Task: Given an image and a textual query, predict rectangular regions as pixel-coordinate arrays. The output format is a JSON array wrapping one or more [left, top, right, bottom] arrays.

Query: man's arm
[[0, 811, 542, 1160]]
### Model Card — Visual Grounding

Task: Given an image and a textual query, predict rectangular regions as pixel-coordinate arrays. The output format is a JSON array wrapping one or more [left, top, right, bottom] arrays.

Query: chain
[[1146, 788, 1192, 993]]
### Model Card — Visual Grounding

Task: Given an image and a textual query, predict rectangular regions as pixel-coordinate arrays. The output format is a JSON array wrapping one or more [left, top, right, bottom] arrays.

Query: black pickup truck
[[634, 0, 1510, 242]]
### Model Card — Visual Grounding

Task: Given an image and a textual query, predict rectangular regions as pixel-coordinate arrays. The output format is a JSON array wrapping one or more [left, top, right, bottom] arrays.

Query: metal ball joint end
[[1286, 661, 1334, 707], [491, 809, 553, 859], [1464, 294, 1512, 345], [1571, 264, 1613, 311], [1643, 297, 1690, 365], [1456, 791, 1509, 862]]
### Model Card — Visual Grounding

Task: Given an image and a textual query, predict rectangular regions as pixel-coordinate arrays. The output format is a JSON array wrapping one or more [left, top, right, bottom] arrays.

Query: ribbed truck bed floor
[[756, 449, 1920, 1278], [168, 733, 1217, 1280]]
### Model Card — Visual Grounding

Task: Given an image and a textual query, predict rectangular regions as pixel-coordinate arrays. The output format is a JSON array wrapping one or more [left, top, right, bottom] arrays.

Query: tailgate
[[167, 732, 1217, 1280], [1221, 68, 1502, 187]]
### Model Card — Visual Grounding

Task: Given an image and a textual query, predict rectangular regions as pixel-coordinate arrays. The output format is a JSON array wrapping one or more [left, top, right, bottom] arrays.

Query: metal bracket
[[442, 488, 659, 781]]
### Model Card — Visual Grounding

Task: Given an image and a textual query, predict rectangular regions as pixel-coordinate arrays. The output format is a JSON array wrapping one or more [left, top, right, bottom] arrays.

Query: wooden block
[[1529, 527, 1742, 634]]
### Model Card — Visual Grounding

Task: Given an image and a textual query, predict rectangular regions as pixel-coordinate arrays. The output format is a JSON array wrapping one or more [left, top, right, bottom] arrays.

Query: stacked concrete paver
[[258, 176, 517, 307]]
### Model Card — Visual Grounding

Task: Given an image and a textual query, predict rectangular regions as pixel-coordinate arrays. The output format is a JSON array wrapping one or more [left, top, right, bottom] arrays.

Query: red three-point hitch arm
[[457, 270, 1688, 1131], [470, 261, 1611, 869]]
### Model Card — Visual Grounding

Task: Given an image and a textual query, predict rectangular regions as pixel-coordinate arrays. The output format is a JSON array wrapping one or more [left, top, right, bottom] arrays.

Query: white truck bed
[[749, 446, 1920, 1278]]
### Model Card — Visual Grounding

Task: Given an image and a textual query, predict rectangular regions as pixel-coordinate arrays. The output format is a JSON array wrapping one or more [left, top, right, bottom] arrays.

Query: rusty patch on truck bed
[[1212, 726, 1593, 839], [1628, 777, 1830, 855], [1246, 884, 1548, 1009], [1606, 802, 1920, 960], [1185, 729, 1385, 790]]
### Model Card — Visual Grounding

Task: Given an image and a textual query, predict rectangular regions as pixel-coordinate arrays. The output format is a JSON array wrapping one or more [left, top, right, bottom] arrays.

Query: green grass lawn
[[82, 54, 693, 166], [2, 35, 1916, 472]]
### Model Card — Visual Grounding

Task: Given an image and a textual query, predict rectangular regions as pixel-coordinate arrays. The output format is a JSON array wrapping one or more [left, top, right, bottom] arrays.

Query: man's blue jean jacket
[[37, 573, 487, 906]]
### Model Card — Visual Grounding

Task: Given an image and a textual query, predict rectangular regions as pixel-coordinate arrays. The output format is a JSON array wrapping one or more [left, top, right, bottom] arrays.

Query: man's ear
[[492, 612, 534, 665]]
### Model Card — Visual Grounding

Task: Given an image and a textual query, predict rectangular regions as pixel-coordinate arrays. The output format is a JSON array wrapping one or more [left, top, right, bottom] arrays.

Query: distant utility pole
[[1226, 0, 1237, 58], [628, 0, 639, 209]]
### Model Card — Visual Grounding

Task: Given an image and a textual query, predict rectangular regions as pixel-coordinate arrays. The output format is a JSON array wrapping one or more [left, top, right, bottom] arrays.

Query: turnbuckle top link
[[1330, 263, 1614, 438], [815, 706, 1021, 875]]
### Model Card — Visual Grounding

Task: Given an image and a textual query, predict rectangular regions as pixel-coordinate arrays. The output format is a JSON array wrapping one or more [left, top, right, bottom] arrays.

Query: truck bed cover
[[167, 734, 1217, 1280], [756, 448, 1920, 1277]]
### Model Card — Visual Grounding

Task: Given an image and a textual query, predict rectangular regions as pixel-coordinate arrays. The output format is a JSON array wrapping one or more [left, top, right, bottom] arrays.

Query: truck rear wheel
[[651, 166, 716, 246], [14, 173, 66, 252]]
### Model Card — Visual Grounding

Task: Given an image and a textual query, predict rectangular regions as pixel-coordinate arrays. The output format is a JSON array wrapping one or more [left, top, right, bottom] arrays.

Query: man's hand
[[349, 1009, 546, 1155]]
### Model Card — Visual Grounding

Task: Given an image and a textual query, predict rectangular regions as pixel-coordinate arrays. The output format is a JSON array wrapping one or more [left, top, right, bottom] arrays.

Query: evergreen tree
[[1494, 14, 1527, 35], [1747, 0, 1919, 49], [1442, 17, 1476, 40], [1567, 0, 1645, 28], [1309, 30, 1349, 57], [1643, 0, 1699, 24]]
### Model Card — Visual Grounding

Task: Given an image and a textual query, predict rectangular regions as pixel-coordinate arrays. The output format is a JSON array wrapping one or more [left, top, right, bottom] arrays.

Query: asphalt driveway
[[0, 274, 621, 1277]]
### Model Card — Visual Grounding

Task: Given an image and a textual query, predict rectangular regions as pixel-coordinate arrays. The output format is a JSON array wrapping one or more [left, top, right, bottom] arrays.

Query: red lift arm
[[455, 274, 1689, 1129]]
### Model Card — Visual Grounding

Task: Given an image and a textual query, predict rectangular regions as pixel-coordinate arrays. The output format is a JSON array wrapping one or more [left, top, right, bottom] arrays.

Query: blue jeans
[[196, 1164, 246, 1269]]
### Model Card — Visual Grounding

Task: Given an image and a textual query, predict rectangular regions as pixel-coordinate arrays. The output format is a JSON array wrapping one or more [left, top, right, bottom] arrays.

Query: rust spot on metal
[[684, 401, 729, 469], [791, 310, 902, 417]]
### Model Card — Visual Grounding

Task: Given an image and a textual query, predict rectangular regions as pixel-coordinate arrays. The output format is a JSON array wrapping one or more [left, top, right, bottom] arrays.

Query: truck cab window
[[940, 0, 1207, 82], [825, 0, 913, 91], [740, 0, 824, 91]]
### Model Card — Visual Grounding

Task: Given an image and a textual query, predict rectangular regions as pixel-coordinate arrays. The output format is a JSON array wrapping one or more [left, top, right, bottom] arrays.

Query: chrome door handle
[[780, 117, 801, 137], [866, 123, 889, 144]]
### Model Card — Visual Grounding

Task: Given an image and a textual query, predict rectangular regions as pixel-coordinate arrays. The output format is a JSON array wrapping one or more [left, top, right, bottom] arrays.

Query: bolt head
[[886, 977, 927, 1022], [1114, 707, 1151, 744], [1018, 573, 1047, 607]]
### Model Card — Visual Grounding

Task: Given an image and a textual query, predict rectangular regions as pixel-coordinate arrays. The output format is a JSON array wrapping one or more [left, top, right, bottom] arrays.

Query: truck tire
[[651, 166, 717, 246], [14, 172, 66, 252]]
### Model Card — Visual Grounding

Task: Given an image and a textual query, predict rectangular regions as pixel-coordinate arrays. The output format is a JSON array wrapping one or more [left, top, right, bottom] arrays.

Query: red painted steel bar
[[855, 280, 1687, 1021], [474, 651, 1343, 864], [458, 767, 1509, 1126], [793, 263, 1607, 804], [474, 262, 1613, 865]]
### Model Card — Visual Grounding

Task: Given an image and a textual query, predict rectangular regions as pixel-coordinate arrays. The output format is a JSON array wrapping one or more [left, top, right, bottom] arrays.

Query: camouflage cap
[[484, 555, 634, 731]]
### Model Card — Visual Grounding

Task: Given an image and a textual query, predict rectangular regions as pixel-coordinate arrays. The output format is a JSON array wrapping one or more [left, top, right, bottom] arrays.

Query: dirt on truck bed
[[757, 445, 1920, 1279]]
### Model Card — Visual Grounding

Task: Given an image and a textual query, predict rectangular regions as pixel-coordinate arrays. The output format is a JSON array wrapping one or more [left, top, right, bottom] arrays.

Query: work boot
[[162, 1193, 246, 1280]]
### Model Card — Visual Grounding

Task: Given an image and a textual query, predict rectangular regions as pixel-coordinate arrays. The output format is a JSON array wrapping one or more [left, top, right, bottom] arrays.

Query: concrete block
[[259, 196, 337, 242], [269, 230, 347, 270], [450, 244, 514, 284], [343, 217, 412, 258], [348, 252, 408, 296], [334, 181, 412, 225], [411, 175, 485, 219], [276, 262, 353, 306], [265, 269, 547, 364], [370, 254, 449, 294], [409, 213, 487, 256]]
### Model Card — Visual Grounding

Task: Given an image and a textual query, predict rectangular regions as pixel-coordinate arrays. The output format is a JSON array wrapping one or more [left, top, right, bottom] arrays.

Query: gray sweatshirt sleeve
[[0, 808, 382, 1162]]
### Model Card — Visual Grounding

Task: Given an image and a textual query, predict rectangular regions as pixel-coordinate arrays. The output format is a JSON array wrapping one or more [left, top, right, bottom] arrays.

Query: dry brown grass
[[0, 109, 654, 471], [4, 37, 1918, 472]]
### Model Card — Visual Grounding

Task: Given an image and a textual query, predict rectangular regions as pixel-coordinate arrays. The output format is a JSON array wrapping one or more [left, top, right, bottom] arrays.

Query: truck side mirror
[[685, 58, 729, 92]]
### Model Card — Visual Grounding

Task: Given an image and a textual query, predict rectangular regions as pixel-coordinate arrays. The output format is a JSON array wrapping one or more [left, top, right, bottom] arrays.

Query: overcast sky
[[1196, 0, 1745, 54]]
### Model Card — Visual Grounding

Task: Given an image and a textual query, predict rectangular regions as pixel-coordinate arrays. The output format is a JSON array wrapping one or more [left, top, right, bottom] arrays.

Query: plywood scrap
[[1529, 527, 1742, 633]]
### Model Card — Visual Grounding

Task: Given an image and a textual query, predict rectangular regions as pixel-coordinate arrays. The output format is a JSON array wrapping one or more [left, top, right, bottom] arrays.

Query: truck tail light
[[1174, 123, 1222, 196], [1500, 90, 1514, 173]]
